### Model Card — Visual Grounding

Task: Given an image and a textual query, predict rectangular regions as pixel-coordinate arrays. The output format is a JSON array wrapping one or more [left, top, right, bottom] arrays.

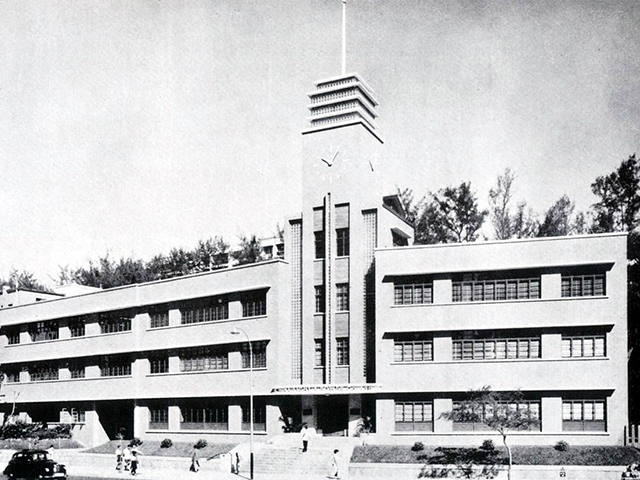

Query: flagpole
[[341, 0, 346, 75]]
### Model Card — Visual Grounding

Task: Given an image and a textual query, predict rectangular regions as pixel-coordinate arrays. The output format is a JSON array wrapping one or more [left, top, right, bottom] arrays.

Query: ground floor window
[[149, 405, 169, 430], [394, 401, 433, 432], [563, 399, 605, 431], [61, 407, 85, 423], [452, 400, 540, 431], [241, 398, 266, 432], [180, 401, 228, 430]]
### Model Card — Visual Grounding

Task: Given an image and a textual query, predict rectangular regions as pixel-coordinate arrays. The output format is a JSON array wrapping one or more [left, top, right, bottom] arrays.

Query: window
[[242, 292, 267, 317], [394, 339, 433, 362], [70, 408, 85, 423], [452, 277, 540, 302], [6, 328, 20, 345], [453, 336, 540, 361], [29, 363, 59, 382], [68, 361, 85, 379], [395, 401, 433, 432], [241, 398, 266, 431], [180, 347, 228, 372], [99, 312, 131, 334], [452, 401, 540, 431], [336, 228, 350, 257], [562, 335, 605, 358], [394, 283, 433, 305], [100, 355, 131, 377], [149, 406, 169, 430], [336, 284, 349, 311], [69, 318, 85, 338], [315, 286, 325, 313], [150, 355, 169, 374], [181, 297, 228, 324], [241, 341, 267, 369], [28, 321, 59, 342], [315, 231, 325, 259], [149, 307, 169, 329], [392, 231, 409, 247], [563, 399, 605, 431], [562, 274, 605, 297], [315, 339, 325, 367], [337, 338, 349, 366], [181, 401, 228, 430], [4, 370, 20, 383]]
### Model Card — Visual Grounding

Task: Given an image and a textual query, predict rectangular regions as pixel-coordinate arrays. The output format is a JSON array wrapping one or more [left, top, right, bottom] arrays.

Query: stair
[[237, 445, 334, 476]]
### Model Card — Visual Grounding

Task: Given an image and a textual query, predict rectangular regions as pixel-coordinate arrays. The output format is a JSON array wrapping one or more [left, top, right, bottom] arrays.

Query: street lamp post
[[231, 327, 253, 479]]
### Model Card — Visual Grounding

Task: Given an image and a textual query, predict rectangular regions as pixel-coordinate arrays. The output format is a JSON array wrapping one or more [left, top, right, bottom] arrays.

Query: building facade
[[0, 72, 628, 447]]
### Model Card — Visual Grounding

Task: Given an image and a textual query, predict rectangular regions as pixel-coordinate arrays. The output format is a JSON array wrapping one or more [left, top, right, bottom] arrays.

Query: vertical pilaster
[[168, 405, 181, 431], [133, 403, 148, 438], [325, 194, 333, 383], [434, 398, 453, 432]]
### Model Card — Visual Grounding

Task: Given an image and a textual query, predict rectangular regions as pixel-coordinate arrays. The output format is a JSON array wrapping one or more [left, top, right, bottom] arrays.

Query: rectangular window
[[28, 321, 59, 342], [562, 399, 606, 431], [315, 339, 325, 367], [100, 355, 131, 377], [6, 328, 20, 345], [149, 307, 169, 329], [181, 298, 228, 324], [181, 401, 228, 430], [241, 398, 266, 431], [29, 363, 59, 382], [395, 401, 433, 432], [99, 312, 131, 334], [394, 339, 433, 362], [336, 228, 350, 257], [315, 286, 325, 313], [452, 277, 540, 303], [69, 361, 85, 379], [453, 335, 541, 361], [4, 370, 20, 383], [69, 318, 86, 338], [337, 338, 349, 366], [242, 293, 267, 317], [452, 401, 540, 431], [150, 355, 169, 374], [149, 406, 169, 430], [70, 408, 86, 423], [561, 335, 606, 358], [180, 347, 228, 372], [394, 283, 433, 305], [315, 231, 325, 259], [561, 274, 606, 298], [241, 341, 267, 369], [336, 284, 349, 311]]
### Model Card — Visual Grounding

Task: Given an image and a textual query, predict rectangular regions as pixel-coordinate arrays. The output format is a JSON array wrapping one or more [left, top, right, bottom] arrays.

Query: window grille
[[561, 335, 605, 358], [100, 356, 131, 377], [453, 337, 540, 361], [336, 228, 350, 257], [315, 339, 325, 367], [99, 312, 131, 334], [452, 401, 540, 431], [336, 284, 349, 311], [180, 402, 228, 430], [241, 341, 267, 369], [395, 401, 433, 432], [150, 355, 169, 374], [562, 399, 605, 431], [28, 321, 59, 342], [181, 299, 228, 324], [149, 308, 169, 329], [315, 286, 325, 313], [241, 398, 266, 431], [180, 347, 228, 372], [242, 293, 267, 317], [337, 338, 349, 366], [149, 406, 169, 430], [314, 231, 325, 259], [394, 283, 433, 305], [69, 318, 86, 338], [29, 363, 59, 382], [452, 278, 540, 302], [561, 274, 605, 297], [6, 328, 20, 345], [394, 339, 433, 362]]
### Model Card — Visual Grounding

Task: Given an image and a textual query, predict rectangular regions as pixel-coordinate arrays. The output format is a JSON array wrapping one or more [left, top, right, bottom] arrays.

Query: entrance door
[[317, 396, 348, 436], [95, 401, 134, 440]]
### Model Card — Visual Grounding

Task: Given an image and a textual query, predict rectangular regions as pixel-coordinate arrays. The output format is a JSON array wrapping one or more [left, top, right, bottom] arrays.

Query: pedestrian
[[330, 449, 341, 479], [115, 445, 123, 472], [301, 424, 309, 452], [47, 445, 55, 461], [233, 452, 240, 475], [190, 445, 200, 473], [123, 445, 131, 471], [130, 450, 138, 476]]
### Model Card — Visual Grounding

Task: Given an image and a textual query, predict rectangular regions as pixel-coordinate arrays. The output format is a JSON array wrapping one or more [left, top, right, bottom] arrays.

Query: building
[[0, 70, 627, 447]]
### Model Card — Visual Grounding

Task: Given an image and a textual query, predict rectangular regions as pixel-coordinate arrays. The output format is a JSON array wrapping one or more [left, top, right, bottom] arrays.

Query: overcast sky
[[1, 0, 639, 284]]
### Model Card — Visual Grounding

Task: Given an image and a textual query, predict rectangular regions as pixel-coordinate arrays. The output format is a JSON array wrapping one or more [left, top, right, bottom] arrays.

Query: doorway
[[317, 395, 348, 436]]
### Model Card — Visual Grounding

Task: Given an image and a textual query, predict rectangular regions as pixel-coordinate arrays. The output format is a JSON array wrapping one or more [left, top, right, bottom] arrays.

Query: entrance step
[[268, 433, 362, 449], [237, 445, 335, 476]]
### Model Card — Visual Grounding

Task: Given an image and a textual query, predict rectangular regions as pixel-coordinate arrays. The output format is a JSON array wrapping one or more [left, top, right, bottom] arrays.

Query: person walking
[[190, 446, 200, 473], [130, 450, 139, 476], [115, 445, 123, 472], [301, 424, 310, 453], [330, 449, 341, 479], [123, 446, 131, 472]]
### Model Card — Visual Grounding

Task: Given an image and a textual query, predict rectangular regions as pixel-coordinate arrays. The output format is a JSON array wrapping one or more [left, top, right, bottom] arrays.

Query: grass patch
[[0, 438, 83, 450], [352, 445, 640, 466], [82, 440, 237, 459]]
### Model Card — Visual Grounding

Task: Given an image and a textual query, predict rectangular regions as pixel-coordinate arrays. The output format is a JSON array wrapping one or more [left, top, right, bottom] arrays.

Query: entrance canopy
[[270, 384, 382, 395]]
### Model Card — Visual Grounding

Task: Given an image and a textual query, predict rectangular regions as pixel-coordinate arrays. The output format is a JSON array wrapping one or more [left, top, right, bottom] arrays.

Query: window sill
[[5, 330, 132, 347], [390, 296, 609, 309], [336, 255, 350, 259], [146, 315, 268, 332], [390, 357, 609, 366], [5, 375, 133, 385], [146, 367, 268, 378], [146, 429, 268, 435]]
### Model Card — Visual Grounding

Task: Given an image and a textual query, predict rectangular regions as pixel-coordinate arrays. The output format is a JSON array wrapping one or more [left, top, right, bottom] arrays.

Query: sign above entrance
[[271, 384, 382, 395]]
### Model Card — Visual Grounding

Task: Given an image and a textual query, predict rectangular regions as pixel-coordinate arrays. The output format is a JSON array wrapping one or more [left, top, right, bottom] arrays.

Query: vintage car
[[3, 449, 67, 479]]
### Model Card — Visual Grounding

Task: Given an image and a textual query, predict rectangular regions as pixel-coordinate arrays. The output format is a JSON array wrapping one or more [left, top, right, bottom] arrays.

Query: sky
[[1, 0, 639, 285]]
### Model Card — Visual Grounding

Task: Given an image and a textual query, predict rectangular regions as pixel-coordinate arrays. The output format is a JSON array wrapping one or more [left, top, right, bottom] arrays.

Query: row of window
[[2, 342, 269, 382], [314, 284, 350, 313], [5, 292, 268, 345], [393, 334, 606, 363], [394, 399, 606, 432], [314, 228, 350, 259], [394, 273, 606, 306]]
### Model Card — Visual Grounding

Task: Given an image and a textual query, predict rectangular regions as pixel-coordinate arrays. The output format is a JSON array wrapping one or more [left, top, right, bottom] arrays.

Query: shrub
[[480, 439, 496, 451], [411, 441, 425, 452], [195, 439, 207, 449], [555, 440, 569, 452], [160, 438, 173, 449], [129, 438, 143, 448]]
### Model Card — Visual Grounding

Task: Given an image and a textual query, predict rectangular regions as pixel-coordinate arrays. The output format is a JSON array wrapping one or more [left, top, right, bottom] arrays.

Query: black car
[[3, 449, 67, 479]]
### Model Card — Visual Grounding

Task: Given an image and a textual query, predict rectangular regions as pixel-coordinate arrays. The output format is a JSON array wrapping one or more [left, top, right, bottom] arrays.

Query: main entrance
[[317, 395, 349, 436]]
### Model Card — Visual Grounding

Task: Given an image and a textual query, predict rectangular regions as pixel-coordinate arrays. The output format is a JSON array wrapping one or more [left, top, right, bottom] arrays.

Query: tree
[[512, 201, 539, 239], [231, 235, 263, 265], [488, 168, 516, 240], [427, 182, 488, 243], [191, 237, 230, 271], [537, 195, 575, 237], [0, 269, 51, 292], [441, 386, 539, 480]]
